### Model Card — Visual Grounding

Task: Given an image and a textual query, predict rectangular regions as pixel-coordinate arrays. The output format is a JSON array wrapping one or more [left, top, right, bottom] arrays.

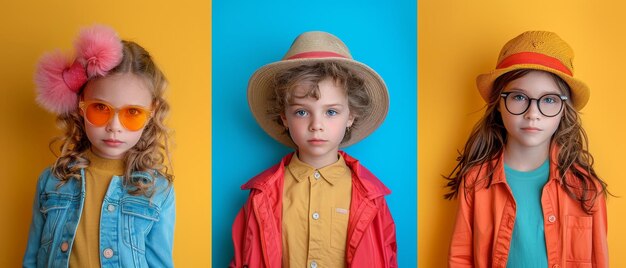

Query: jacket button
[[60, 242, 69, 252], [103, 248, 114, 259], [548, 215, 556, 223], [107, 204, 116, 212], [310, 260, 318, 268]]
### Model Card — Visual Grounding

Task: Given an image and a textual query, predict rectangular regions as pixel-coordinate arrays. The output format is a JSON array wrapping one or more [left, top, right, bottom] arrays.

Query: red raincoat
[[230, 151, 397, 268]]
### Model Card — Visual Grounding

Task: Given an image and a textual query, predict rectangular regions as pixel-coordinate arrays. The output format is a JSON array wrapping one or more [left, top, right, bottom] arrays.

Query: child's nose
[[309, 114, 323, 131], [106, 112, 123, 132], [524, 99, 542, 120]]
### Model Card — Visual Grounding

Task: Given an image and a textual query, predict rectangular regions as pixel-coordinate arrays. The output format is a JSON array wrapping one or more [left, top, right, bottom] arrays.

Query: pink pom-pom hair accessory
[[75, 25, 123, 78], [34, 25, 123, 114], [34, 51, 85, 114]]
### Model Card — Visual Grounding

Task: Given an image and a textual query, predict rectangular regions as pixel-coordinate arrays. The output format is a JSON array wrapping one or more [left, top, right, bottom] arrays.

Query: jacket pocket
[[39, 193, 72, 245], [121, 198, 160, 254], [330, 207, 349, 250], [565, 215, 592, 264]]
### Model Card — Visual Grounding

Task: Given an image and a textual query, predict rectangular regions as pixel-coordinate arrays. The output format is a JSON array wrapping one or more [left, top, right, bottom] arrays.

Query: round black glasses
[[500, 92, 567, 117]]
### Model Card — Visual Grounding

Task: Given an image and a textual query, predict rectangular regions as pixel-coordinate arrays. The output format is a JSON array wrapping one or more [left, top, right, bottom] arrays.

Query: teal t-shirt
[[505, 159, 549, 268]]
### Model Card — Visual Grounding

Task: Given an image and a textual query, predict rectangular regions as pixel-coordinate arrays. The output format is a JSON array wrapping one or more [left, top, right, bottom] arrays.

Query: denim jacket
[[23, 167, 175, 268]]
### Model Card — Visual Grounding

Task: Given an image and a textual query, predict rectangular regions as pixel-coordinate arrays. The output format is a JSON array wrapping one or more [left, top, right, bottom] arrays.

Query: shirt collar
[[287, 153, 350, 185]]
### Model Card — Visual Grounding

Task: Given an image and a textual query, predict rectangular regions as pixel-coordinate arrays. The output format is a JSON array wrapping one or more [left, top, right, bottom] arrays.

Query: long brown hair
[[50, 40, 172, 196], [444, 69, 607, 214]]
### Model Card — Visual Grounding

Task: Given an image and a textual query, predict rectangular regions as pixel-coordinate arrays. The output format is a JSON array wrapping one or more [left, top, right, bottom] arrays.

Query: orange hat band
[[496, 52, 572, 76], [286, 51, 348, 60]]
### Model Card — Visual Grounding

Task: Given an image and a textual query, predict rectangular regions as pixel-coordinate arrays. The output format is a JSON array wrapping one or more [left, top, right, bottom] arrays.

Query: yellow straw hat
[[247, 31, 389, 148], [476, 31, 589, 110]]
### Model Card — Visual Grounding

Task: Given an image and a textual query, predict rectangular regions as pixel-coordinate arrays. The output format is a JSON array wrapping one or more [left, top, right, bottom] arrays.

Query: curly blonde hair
[[267, 62, 371, 143], [50, 40, 172, 196], [444, 69, 608, 214]]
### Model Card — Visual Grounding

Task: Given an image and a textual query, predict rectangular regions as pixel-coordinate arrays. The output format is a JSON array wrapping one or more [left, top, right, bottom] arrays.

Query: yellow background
[[0, 1, 211, 266], [419, 1, 626, 266]]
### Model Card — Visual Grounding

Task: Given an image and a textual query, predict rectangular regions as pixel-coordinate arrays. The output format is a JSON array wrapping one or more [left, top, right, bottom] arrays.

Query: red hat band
[[496, 52, 572, 76], [286, 51, 349, 60]]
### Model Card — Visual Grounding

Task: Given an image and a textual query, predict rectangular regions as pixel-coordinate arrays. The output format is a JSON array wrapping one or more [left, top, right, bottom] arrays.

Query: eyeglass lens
[[84, 102, 150, 131], [503, 92, 564, 117]]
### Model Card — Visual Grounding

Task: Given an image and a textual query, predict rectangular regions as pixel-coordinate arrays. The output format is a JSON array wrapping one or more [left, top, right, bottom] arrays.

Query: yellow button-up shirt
[[282, 154, 352, 268], [70, 150, 124, 267]]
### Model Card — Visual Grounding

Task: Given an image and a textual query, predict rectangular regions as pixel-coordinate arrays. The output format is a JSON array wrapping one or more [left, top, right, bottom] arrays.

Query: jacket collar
[[340, 151, 391, 199], [241, 153, 292, 191], [242, 151, 391, 199]]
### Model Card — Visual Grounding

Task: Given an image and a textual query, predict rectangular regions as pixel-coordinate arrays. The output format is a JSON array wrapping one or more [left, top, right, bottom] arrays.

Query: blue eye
[[541, 96, 558, 104], [326, 109, 338, 116], [511, 93, 528, 102], [295, 110, 308, 117]]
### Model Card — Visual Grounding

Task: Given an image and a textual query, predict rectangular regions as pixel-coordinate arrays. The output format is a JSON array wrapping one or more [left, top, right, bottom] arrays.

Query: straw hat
[[247, 31, 389, 148], [476, 31, 589, 110]]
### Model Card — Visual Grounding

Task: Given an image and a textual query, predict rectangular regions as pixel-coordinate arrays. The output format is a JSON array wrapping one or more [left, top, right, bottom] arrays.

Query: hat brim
[[476, 64, 589, 110], [248, 57, 389, 148]]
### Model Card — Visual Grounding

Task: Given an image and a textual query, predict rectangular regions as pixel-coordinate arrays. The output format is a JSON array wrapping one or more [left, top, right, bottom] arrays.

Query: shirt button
[[312, 212, 320, 220], [552, 265, 560, 268], [60, 242, 69, 252], [548, 215, 556, 223], [310, 260, 318, 268], [107, 204, 116, 212], [313, 171, 321, 179], [103, 248, 114, 259]]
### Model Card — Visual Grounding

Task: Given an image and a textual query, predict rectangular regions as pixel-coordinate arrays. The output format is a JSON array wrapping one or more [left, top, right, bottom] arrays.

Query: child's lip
[[521, 127, 542, 131], [103, 139, 124, 145]]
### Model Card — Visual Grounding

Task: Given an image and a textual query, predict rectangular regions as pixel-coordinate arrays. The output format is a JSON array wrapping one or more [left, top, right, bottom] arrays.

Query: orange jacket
[[230, 151, 397, 268], [449, 148, 608, 268]]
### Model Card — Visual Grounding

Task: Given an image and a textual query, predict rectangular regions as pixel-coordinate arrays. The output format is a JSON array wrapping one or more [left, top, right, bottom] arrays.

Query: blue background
[[212, 0, 416, 266]]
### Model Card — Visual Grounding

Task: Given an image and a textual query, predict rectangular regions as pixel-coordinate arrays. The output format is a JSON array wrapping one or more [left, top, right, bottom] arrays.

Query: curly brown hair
[[50, 40, 172, 196], [267, 62, 371, 143], [444, 69, 608, 214]]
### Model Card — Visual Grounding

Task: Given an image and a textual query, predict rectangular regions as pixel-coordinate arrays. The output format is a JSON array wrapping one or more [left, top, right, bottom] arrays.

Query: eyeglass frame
[[500, 92, 568, 117], [78, 100, 153, 131]]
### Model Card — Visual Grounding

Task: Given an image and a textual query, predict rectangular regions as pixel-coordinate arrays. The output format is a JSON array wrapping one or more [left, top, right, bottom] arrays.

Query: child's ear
[[78, 95, 84, 116], [347, 113, 355, 128], [280, 113, 289, 129]]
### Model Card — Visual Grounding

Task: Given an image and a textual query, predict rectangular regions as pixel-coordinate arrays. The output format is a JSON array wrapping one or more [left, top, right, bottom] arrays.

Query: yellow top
[[282, 154, 352, 268], [70, 150, 124, 267]]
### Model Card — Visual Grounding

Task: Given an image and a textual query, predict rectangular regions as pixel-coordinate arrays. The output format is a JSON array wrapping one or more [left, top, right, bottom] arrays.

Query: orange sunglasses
[[79, 100, 153, 131]]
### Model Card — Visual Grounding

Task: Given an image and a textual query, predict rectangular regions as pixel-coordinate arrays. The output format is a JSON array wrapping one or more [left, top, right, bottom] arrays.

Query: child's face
[[281, 78, 354, 168], [499, 70, 565, 151], [81, 73, 153, 159]]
